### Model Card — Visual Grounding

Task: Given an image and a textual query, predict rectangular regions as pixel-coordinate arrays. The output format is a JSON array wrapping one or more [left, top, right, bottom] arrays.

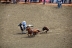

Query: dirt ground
[[0, 4, 72, 48]]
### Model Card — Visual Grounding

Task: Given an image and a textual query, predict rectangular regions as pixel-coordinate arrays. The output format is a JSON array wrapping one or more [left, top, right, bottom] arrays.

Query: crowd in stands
[[0, 0, 72, 4]]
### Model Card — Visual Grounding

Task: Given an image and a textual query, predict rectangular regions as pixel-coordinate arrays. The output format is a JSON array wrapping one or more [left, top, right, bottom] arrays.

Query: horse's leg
[[27, 33, 29, 37], [46, 30, 48, 33], [28, 34, 30, 37], [32, 33, 35, 36], [46, 29, 49, 33], [33, 32, 35, 35], [33, 32, 37, 37], [27, 34, 31, 37]]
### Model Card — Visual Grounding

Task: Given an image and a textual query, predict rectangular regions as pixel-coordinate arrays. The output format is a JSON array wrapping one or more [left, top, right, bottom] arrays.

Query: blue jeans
[[50, 0, 54, 3], [58, 1, 62, 8], [43, 0, 45, 4], [62, 0, 67, 3], [13, 0, 16, 4]]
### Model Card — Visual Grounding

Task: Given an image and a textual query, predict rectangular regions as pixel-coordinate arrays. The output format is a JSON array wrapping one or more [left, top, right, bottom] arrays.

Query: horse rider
[[21, 21, 27, 33]]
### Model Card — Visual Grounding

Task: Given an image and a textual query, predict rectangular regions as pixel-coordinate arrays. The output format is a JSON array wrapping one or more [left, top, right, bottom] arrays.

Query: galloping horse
[[42, 26, 49, 33], [26, 26, 40, 37]]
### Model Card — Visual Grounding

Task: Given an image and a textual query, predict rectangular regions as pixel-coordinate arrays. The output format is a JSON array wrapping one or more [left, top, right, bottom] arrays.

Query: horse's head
[[26, 26, 31, 31]]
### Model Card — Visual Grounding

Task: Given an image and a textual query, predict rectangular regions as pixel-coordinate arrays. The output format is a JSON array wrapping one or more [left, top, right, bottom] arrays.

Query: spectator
[[57, 0, 62, 8], [25, 0, 27, 3], [50, 0, 54, 3], [43, 0, 45, 4], [11, 0, 17, 4]]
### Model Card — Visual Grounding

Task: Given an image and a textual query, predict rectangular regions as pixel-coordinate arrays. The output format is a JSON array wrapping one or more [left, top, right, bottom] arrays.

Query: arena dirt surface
[[0, 4, 72, 48]]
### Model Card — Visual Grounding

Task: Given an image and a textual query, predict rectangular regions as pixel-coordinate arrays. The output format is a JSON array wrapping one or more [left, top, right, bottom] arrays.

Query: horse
[[26, 26, 40, 37], [42, 26, 49, 33]]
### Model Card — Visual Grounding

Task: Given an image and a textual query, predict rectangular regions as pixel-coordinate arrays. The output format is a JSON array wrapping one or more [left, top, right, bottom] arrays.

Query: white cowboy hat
[[27, 24, 33, 27], [23, 21, 26, 22]]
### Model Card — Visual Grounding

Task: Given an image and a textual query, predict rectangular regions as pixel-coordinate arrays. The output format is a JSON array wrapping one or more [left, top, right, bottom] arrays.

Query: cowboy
[[18, 21, 27, 34], [18, 21, 34, 34], [22, 21, 27, 29]]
